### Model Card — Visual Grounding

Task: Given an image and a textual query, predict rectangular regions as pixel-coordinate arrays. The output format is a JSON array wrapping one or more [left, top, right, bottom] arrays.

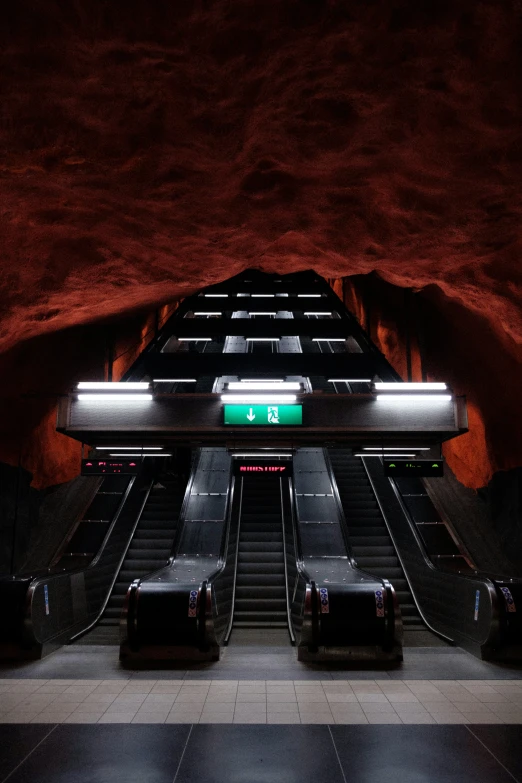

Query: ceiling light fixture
[[220, 394, 297, 404], [376, 395, 451, 402], [228, 382, 301, 390], [78, 394, 153, 402], [374, 382, 447, 391], [77, 382, 150, 390], [153, 378, 197, 383]]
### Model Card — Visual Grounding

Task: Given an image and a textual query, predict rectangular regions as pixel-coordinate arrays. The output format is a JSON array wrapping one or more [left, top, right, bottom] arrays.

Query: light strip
[[77, 382, 150, 390], [245, 337, 280, 342], [304, 312, 332, 316], [204, 293, 228, 297], [312, 338, 346, 342], [194, 312, 222, 316], [220, 394, 297, 404], [232, 453, 293, 458], [363, 447, 431, 451], [248, 312, 277, 316], [298, 294, 321, 298], [241, 379, 284, 383], [78, 394, 153, 401], [328, 378, 372, 383], [96, 446, 163, 450], [109, 453, 172, 457], [252, 294, 275, 298], [376, 394, 451, 402], [228, 382, 301, 390], [374, 382, 447, 391], [153, 378, 197, 383], [178, 337, 212, 341], [354, 453, 416, 458]]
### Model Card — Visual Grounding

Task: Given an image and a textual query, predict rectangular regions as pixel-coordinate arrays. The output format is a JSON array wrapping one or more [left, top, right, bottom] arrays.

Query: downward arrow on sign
[[247, 408, 256, 421]]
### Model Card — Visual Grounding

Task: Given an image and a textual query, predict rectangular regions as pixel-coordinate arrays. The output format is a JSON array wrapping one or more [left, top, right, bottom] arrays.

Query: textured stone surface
[[1, 1, 521, 489]]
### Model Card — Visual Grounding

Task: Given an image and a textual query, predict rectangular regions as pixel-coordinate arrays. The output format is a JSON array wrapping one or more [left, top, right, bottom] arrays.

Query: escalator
[[232, 474, 288, 630], [328, 448, 425, 636], [78, 469, 186, 644]]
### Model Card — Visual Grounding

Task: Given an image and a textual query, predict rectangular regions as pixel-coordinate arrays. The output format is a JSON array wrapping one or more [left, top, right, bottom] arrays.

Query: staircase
[[329, 449, 424, 632], [233, 475, 288, 629], [78, 471, 186, 644]]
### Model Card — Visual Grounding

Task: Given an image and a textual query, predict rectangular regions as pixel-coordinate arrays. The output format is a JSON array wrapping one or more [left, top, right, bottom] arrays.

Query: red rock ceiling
[[1, 0, 522, 489]]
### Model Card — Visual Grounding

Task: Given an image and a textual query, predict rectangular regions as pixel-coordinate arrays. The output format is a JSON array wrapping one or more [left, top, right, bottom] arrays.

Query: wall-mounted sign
[[81, 459, 141, 475], [384, 459, 444, 477], [224, 404, 302, 426], [233, 460, 293, 476]]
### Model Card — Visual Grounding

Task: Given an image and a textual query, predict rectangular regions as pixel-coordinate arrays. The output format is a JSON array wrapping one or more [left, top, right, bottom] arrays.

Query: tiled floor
[[1, 678, 522, 724], [1, 724, 522, 783]]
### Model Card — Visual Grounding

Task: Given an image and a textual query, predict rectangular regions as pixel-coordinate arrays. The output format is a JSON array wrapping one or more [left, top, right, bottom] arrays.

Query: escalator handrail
[[167, 448, 202, 563], [287, 474, 311, 592], [363, 456, 500, 646], [279, 476, 296, 644], [68, 477, 155, 643], [20, 475, 136, 585], [222, 475, 243, 644], [324, 448, 392, 591]]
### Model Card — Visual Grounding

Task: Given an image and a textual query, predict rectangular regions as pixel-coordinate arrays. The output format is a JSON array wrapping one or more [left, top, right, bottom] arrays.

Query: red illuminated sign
[[81, 459, 141, 475], [233, 461, 293, 476]]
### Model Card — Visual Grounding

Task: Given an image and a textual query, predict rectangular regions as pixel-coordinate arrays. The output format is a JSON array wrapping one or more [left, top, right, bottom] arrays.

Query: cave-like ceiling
[[1, 0, 522, 354]]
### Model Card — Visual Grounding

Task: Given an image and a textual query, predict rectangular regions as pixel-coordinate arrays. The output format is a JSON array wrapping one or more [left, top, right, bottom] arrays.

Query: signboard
[[233, 460, 293, 477], [384, 459, 443, 477], [81, 458, 141, 475], [224, 404, 302, 426]]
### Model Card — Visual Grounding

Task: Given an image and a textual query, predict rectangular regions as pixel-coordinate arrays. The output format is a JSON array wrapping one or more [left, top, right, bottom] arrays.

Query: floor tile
[[471, 726, 522, 780], [175, 725, 344, 783], [331, 725, 516, 782], [0, 725, 54, 780], [2, 724, 190, 782]]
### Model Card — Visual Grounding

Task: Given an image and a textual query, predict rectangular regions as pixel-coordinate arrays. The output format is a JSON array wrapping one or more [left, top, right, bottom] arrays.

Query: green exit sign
[[224, 404, 302, 426]]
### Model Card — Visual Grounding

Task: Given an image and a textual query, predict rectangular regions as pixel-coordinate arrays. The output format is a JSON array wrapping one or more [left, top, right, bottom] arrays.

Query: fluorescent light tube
[[304, 312, 332, 316], [241, 379, 284, 383], [363, 447, 431, 451], [374, 382, 447, 391], [204, 293, 228, 297], [178, 337, 212, 341], [78, 394, 153, 401], [194, 312, 222, 316], [252, 294, 275, 297], [328, 379, 372, 383], [220, 394, 297, 404], [298, 294, 321, 297], [248, 312, 277, 316], [312, 338, 346, 342], [354, 453, 416, 458], [376, 395, 451, 402], [109, 453, 172, 457], [77, 382, 150, 390], [96, 446, 163, 450], [228, 382, 301, 390], [245, 337, 280, 342], [153, 379, 197, 383]]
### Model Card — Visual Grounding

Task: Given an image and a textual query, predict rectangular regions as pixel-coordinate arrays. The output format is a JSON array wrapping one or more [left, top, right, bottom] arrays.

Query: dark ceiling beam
[[140, 353, 390, 379], [167, 320, 354, 339], [181, 295, 341, 313]]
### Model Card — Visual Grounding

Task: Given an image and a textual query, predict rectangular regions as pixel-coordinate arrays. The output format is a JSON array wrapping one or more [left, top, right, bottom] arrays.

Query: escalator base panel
[[297, 643, 403, 663], [119, 642, 221, 663]]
